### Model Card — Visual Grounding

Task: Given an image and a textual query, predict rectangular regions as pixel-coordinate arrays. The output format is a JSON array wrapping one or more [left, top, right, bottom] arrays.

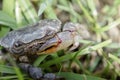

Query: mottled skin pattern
[[0, 19, 61, 56], [0, 19, 90, 80]]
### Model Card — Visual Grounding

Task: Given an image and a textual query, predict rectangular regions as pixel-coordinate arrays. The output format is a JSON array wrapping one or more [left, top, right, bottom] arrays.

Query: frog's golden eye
[[14, 41, 24, 48]]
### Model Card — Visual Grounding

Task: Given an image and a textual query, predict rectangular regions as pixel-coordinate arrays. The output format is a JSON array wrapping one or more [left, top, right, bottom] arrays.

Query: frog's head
[[0, 39, 25, 56], [0, 19, 62, 56], [0, 31, 25, 56]]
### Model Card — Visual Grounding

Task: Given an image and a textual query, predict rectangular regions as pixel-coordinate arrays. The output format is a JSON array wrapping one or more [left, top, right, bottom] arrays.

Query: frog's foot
[[43, 73, 65, 80], [18, 63, 63, 80], [18, 63, 43, 79]]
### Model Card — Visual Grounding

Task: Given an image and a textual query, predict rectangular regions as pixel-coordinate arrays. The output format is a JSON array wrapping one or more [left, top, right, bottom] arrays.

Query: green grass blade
[[15, 1, 28, 28], [97, 18, 120, 33], [41, 40, 111, 67], [75, 59, 91, 74], [0, 65, 15, 74], [57, 4, 82, 22], [58, 0, 69, 6], [109, 53, 120, 64], [8, 54, 24, 80], [33, 55, 48, 67], [76, 0, 94, 23], [57, 72, 105, 80], [0, 26, 10, 38], [2, 0, 15, 18], [38, 0, 53, 16], [86, 0, 97, 19], [0, 75, 18, 79], [18, 0, 38, 24], [44, 6, 57, 19], [0, 11, 16, 29]]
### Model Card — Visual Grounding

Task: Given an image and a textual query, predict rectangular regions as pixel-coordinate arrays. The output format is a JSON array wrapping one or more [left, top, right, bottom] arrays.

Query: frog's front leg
[[37, 22, 90, 54], [37, 31, 76, 54], [68, 35, 81, 51], [63, 22, 90, 51]]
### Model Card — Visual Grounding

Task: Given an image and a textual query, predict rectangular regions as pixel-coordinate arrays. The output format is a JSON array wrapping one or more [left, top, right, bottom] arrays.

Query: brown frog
[[0, 19, 90, 80]]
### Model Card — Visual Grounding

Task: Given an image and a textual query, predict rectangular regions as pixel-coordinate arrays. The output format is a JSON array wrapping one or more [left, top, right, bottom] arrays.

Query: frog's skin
[[0, 19, 61, 56], [37, 22, 90, 54], [0, 19, 90, 80]]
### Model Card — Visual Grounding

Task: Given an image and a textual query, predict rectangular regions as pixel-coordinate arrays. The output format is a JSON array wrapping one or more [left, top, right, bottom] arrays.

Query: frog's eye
[[14, 41, 24, 47], [11, 41, 24, 55]]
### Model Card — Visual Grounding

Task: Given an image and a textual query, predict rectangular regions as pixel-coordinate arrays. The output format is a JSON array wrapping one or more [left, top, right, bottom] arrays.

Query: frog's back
[[0, 19, 61, 48]]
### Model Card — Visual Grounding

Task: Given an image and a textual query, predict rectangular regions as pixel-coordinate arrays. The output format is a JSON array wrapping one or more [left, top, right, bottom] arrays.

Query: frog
[[0, 19, 90, 80]]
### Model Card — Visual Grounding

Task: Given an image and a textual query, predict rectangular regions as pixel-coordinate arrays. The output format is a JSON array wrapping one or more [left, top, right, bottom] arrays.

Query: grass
[[0, 0, 120, 80]]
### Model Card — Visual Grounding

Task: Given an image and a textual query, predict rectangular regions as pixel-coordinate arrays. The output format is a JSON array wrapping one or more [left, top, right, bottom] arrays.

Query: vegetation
[[0, 0, 120, 80]]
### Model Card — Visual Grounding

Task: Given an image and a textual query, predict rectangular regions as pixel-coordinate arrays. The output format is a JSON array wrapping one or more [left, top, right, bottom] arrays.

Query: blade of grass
[[75, 59, 91, 74], [109, 53, 120, 64], [18, 0, 38, 24], [15, 1, 28, 28], [96, 18, 120, 33], [41, 39, 111, 67], [0, 75, 27, 79], [58, 0, 69, 6], [86, 0, 97, 19], [33, 55, 48, 67], [7, 54, 24, 80], [76, 0, 94, 23], [44, 5, 57, 19], [0, 75, 18, 79], [69, 3, 78, 22], [0, 11, 16, 29], [106, 43, 120, 49], [0, 26, 10, 37], [109, 53, 120, 76], [0, 65, 15, 74], [57, 72, 105, 80], [57, 5, 82, 22], [90, 39, 111, 51], [2, 0, 15, 18], [38, 0, 53, 16], [89, 56, 101, 72]]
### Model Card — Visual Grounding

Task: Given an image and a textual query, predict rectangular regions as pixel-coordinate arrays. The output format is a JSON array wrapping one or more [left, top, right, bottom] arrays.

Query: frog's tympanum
[[0, 19, 90, 80]]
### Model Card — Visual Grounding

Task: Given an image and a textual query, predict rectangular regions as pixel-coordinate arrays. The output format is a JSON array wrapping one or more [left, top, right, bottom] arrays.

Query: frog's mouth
[[39, 46, 58, 54], [37, 36, 61, 54]]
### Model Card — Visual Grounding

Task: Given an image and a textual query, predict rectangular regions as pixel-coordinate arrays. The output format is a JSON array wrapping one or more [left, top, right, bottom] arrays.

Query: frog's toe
[[44, 73, 56, 80], [18, 63, 43, 79], [29, 67, 43, 79], [44, 73, 66, 80], [69, 42, 80, 51], [69, 35, 81, 51]]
